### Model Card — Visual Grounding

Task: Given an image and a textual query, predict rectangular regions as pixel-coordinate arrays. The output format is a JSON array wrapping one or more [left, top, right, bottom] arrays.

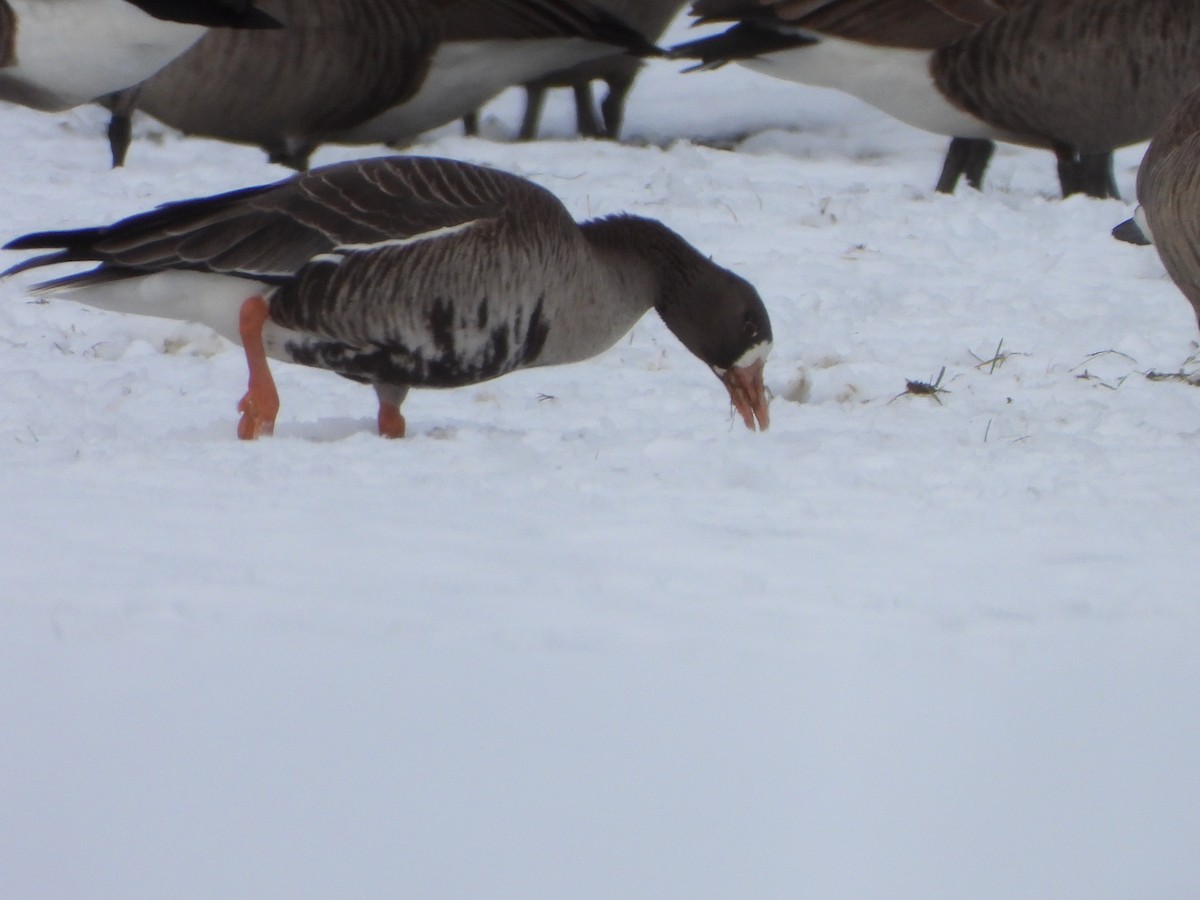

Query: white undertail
[[739, 36, 1003, 141]]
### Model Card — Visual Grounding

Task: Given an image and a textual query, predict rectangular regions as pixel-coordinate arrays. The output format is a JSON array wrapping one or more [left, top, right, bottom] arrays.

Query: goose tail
[[4, 246, 264, 345], [668, 23, 817, 71], [133, 0, 284, 30], [2, 227, 113, 279]]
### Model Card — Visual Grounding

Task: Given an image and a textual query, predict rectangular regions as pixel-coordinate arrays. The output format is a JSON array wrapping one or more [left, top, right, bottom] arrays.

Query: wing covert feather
[[4, 158, 527, 281]]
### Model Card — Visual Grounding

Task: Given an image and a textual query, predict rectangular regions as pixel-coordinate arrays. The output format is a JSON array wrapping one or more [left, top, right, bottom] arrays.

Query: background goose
[[336, 0, 659, 150], [106, 0, 443, 169], [1118, 85, 1200, 330], [0, 0, 278, 112], [671, 0, 1013, 193], [108, 0, 656, 169], [487, 0, 688, 141], [2, 156, 772, 439], [671, 0, 1200, 199]]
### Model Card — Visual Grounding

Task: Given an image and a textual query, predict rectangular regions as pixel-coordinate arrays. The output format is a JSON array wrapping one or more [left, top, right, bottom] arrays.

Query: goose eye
[[743, 316, 759, 339]]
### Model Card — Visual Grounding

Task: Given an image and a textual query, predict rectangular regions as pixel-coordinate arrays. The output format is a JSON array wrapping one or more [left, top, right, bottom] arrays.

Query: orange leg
[[377, 401, 406, 439], [236, 296, 279, 440]]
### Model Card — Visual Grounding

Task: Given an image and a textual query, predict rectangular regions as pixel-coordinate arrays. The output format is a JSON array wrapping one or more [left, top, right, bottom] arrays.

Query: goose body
[[1124, 86, 1200, 330], [673, 0, 1200, 198], [0, 0, 277, 111], [332, 0, 657, 148], [3, 157, 772, 438], [111, 0, 654, 168], [110, 0, 441, 169]]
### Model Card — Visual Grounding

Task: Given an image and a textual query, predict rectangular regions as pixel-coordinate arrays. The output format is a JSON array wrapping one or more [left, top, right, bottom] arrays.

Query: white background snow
[[2, 15, 1199, 899]]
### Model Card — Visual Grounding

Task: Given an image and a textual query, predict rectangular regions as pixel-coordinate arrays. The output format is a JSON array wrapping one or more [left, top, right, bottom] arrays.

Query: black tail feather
[[2, 178, 282, 279], [443, 0, 663, 57], [125, 0, 283, 30], [1, 249, 81, 280], [4, 226, 110, 253], [668, 23, 817, 68]]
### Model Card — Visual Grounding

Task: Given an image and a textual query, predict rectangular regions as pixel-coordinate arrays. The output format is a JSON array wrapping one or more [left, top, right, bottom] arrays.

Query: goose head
[[654, 257, 773, 431], [572, 212, 775, 430]]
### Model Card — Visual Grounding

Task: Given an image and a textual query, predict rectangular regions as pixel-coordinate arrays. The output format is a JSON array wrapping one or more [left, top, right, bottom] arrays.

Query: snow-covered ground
[[3, 21, 1199, 899]]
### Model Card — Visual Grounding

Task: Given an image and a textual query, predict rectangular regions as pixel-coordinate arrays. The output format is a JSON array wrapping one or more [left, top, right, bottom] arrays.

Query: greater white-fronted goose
[[107, 0, 656, 169], [672, 0, 1200, 199], [0, 0, 278, 112], [1116, 85, 1200, 329], [3, 157, 772, 438]]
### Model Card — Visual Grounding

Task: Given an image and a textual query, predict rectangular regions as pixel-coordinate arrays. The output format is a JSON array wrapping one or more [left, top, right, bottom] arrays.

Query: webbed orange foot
[[377, 402, 406, 439], [237, 296, 279, 441]]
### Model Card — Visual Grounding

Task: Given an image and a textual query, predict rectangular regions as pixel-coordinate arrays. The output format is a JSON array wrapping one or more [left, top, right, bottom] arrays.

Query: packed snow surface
[[2, 22, 1198, 899]]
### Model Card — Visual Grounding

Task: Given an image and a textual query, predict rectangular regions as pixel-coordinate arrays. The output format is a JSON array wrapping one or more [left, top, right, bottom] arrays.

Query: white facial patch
[[712, 339, 772, 375]]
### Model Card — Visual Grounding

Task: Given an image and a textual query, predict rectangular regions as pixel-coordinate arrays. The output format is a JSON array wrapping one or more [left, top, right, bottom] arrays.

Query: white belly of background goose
[[335, 37, 639, 146], [2, 157, 772, 439], [1, 0, 280, 121], [0, 0, 204, 110], [737, 36, 1006, 143]]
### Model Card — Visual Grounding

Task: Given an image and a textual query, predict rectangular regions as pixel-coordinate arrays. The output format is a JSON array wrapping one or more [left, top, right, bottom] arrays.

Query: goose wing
[[127, 0, 283, 29], [2, 157, 523, 285], [267, 159, 577, 356]]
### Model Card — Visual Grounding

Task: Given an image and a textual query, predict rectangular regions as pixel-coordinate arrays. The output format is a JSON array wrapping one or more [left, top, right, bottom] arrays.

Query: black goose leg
[[267, 145, 312, 172], [519, 85, 548, 141], [1054, 143, 1082, 196], [1077, 151, 1119, 199], [960, 138, 995, 190], [105, 86, 141, 168], [107, 113, 132, 168], [462, 110, 479, 137], [573, 81, 603, 138], [599, 67, 638, 140], [1053, 145, 1118, 198], [936, 137, 995, 193]]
